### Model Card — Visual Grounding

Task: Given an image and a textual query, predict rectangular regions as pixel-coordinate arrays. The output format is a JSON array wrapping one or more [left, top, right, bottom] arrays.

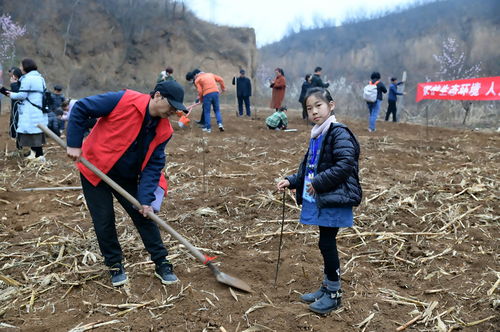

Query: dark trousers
[[319, 226, 340, 281], [31, 147, 43, 157], [237, 96, 251, 116], [385, 100, 397, 122], [198, 110, 205, 125], [48, 112, 61, 137], [80, 173, 168, 267]]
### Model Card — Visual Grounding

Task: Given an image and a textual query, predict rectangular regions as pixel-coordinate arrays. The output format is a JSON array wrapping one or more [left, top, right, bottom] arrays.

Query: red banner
[[416, 76, 500, 102]]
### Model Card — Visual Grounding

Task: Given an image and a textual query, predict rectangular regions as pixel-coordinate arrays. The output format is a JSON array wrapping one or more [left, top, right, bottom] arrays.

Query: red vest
[[78, 90, 173, 193]]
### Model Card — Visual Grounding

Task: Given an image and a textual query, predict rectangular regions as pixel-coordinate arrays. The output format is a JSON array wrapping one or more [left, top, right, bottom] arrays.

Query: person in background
[[265, 106, 288, 130], [277, 87, 361, 315], [185, 71, 205, 127], [310, 67, 329, 89], [8, 67, 23, 153], [299, 74, 313, 119], [4, 58, 48, 162], [232, 69, 252, 117], [66, 81, 188, 287], [385, 77, 405, 122], [61, 99, 96, 137], [366, 71, 387, 132], [186, 68, 226, 133], [270, 68, 286, 111], [48, 85, 65, 137], [157, 66, 175, 83]]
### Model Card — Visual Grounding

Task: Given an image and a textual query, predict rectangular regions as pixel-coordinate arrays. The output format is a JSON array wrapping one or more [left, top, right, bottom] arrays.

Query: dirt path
[[0, 107, 498, 331]]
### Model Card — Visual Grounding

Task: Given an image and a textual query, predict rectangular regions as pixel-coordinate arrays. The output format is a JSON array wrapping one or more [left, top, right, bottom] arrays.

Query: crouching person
[[66, 81, 188, 287], [265, 106, 288, 130]]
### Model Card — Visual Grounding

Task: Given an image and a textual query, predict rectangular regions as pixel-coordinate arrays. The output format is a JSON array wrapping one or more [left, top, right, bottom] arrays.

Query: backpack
[[20, 86, 52, 113], [363, 80, 379, 103]]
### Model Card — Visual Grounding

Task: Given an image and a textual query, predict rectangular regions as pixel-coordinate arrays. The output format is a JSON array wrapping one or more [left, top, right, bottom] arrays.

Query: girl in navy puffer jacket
[[277, 87, 361, 315]]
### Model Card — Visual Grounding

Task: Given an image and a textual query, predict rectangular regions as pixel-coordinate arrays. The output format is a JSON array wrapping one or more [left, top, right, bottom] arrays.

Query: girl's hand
[[277, 179, 290, 191], [306, 183, 316, 196]]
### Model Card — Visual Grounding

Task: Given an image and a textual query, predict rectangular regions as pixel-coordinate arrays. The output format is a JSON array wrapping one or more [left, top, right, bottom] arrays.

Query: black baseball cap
[[153, 80, 188, 112]]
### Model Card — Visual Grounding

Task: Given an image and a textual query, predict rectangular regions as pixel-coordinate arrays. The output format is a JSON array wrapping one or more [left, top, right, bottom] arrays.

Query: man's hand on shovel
[[67, 147, 82, 161], [140, 205, 153, 218]]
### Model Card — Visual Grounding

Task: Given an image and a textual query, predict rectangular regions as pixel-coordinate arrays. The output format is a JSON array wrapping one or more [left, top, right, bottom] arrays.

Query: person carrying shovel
[[66, 81, 187, 287]]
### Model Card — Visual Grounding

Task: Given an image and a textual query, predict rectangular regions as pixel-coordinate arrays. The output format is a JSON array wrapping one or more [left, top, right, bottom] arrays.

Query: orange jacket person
[[186, 69, 225, 133], [66, 81, 187, 287]]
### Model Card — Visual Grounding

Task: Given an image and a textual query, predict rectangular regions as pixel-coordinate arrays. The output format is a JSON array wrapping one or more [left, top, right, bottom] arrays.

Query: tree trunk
[[462, 101, 472, 125]]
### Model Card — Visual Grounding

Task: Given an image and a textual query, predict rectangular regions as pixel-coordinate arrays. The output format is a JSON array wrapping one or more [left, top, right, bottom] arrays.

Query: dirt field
[[0, 106, 498, 332]]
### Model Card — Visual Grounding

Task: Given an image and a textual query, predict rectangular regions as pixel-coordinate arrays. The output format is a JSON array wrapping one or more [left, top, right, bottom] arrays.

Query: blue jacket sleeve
[[67, 91, 125, 148], [137, 139, 169, 206], [391, 84, 403, 96]]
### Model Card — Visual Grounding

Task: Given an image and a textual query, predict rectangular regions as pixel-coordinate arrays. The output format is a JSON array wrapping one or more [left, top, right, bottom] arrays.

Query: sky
[[184, 0, 432, 47]]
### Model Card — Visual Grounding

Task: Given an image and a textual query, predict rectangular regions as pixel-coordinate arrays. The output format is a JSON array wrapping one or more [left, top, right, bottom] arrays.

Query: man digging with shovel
[[66, 81, 187, 287]]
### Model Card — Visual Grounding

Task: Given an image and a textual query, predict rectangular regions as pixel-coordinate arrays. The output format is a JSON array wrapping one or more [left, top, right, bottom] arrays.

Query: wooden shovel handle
[[38, 124, 209, 266]]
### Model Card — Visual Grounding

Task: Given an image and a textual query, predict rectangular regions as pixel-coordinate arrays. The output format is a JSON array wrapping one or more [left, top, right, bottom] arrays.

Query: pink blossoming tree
[[433, 37, 481, 124], [0, 14, 26, 69]]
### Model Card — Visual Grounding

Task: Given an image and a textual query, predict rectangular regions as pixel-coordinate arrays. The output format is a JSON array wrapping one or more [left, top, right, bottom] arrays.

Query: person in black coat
[[8, 67, 22, 150], [310, 67, 329, 89], [386, 77, 405, 122], [277, 87, 361, 315], [232, 69, 252, 117], [298, 74, 312, 119]]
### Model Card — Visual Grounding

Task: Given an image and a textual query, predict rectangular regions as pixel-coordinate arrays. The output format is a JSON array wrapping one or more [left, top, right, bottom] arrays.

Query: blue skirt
[[299, 200, 353, 228]]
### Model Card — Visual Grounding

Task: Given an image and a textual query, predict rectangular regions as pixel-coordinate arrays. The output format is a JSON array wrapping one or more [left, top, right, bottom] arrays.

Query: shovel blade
[[215, 271, 253, 293]]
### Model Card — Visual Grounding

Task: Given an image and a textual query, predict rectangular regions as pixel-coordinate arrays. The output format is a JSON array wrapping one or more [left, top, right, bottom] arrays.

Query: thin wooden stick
[[274, 191, 286, 285], [396, 313, 422, 331], [245, 230, 316, 238], [20, 186, 82, 192]]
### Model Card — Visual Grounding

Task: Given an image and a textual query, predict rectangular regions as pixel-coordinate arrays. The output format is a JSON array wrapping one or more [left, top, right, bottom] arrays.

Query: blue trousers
[[367, 100, 382, 131], [202, 92, 223, 130], [237, 96, 251, 116], [80, 173, 168, 267]]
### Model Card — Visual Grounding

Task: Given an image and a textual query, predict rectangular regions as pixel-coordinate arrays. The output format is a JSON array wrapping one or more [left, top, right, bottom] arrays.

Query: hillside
[[258, 0, 500, 127], [0, 0, 257, 99]]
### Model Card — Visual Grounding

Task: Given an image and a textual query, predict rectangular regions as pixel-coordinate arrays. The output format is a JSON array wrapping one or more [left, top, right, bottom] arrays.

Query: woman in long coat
[[7, 58, 48, 161], [270, 68, 286, 110]]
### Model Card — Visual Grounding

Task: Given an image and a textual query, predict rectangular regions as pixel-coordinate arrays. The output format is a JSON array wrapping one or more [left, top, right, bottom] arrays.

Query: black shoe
[[154, 261, 179, 285], [109, 263, 128, 287]]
